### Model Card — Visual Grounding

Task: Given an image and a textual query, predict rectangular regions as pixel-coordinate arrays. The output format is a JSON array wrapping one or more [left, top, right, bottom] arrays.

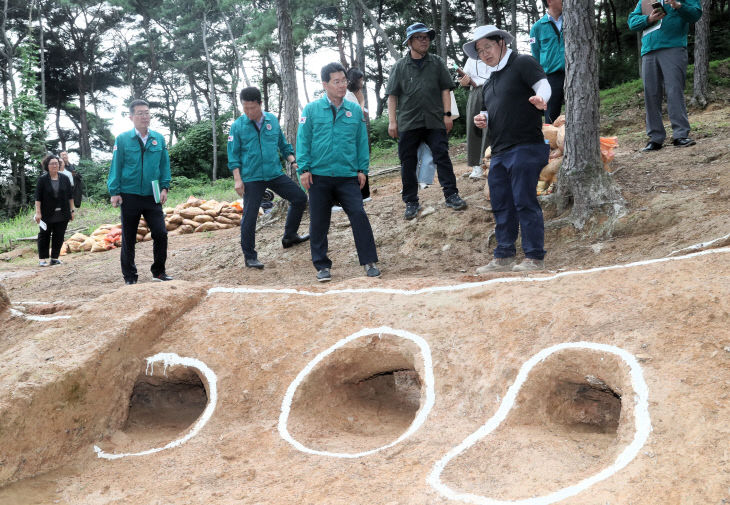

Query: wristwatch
[[444, 111, 452, 117]]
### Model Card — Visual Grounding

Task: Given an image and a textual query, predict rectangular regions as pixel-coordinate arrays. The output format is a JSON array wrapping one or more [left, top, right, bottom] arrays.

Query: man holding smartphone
[[628, 0, 702, 151]]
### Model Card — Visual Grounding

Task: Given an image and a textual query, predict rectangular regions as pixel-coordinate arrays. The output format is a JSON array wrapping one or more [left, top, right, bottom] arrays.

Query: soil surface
[[0, 104, 729, 505]]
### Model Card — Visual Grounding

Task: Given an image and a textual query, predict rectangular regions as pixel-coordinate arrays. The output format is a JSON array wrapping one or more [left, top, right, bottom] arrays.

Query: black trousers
[[241, 175, 307, 261], [308, 175, 378, 271], [120, 193, 167, 281], [398, 128, 458, 204], [37, 220, 68, 259], [545, 71, 565, 124]]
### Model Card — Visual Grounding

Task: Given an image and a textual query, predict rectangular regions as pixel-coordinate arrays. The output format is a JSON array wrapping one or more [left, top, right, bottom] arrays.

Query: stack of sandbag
[[538, 118, 566, 195], [59, 196, 248, 255], [167, 196, 246, 236]]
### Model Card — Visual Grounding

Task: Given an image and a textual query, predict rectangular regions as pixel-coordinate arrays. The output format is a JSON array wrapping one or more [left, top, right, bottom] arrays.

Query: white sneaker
[[469, 166, 483, 179], [332, 205, 343, 212], [419, 183, 430, 189], [39, 260, 49, 267]]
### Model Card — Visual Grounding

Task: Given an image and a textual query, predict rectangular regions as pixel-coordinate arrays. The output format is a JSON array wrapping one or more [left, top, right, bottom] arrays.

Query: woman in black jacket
[[33, 155, 75, 266]]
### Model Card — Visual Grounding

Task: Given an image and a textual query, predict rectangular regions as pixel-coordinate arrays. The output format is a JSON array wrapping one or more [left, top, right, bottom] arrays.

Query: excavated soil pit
[[443, 349, 633, 500], [287, 334, 424, 454], [96, 367, 208, 454]]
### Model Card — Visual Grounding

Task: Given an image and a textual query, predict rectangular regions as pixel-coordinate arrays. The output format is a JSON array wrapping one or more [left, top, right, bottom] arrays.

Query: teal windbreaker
[[296, 96, 369, 177], [107, 129, 171, 197], [628, 0, 702, 56], [227, 111, 294, 182], [529, 15, 565, 75]]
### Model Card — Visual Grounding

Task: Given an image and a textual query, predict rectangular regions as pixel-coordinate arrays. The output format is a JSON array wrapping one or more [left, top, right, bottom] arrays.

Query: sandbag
[[193, 214, 214, 223], [204, 209, 219, 217], [556, 125, 565, 152], [143, 232, 152, 241], [81, 237, 94, 251], [539, 157, 562, 184], [177, 224, 195, 234], [553, 115, 566, 127], [136, 233, 145, 242], [167, 214, 183, 225], [163, 207, 174, 215], [542, 124, 559, 149], [194, 222, 220, 233], [179, 207, 204, 219], [182, 218, 198, 228], [199, 200, 219, 211], [165, 221, 180, 231], [68, 232, 88, 243]]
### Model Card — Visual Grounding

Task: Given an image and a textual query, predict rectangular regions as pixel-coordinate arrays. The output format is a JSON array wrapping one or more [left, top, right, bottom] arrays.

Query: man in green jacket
[[628, 0, 702, 151], [107, 99, 172, 285], [228, 86, 309, 270], [530, 0, 565, 124], [297, 62, 379, 283]]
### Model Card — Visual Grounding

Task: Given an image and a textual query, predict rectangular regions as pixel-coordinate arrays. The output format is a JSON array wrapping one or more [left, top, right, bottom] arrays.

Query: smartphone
[[651, 1, 666, 13]]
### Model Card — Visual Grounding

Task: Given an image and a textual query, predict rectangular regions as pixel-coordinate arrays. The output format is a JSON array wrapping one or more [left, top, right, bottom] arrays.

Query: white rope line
[[94, 353, 218, 460], [8, 307, 71, 322], [426, 342, 651, 505], [208, 246, 730, 298], [278, 326, 435, 458]]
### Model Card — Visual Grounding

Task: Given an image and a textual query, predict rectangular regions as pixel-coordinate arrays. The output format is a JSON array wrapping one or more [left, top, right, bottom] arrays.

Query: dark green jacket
[[227, 112, 293, 182], [296, 96, 369, 177], [628, 0, 702, 56], [530, 15, 565, 74], [107, 129, 170, 197], [385, 53, 454, 132]]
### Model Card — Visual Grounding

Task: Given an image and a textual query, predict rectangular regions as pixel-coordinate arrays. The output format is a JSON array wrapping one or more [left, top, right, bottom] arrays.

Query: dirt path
[[1, 105, 729, 505]]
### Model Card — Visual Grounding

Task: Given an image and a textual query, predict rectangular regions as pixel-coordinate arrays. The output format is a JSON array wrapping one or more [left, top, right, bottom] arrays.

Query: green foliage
[[368, 115, 396, 149], [76, 158, 114, 203], [168, 115, 232, 180]]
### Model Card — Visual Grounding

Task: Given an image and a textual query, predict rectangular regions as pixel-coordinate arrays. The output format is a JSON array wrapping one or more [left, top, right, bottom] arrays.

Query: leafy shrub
[[168, 114, 232, 180]]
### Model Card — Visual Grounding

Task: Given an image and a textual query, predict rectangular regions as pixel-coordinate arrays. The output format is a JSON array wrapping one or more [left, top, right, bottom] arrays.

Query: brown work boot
[[476, 257, 516, 274], [512, 258, 545, 272]]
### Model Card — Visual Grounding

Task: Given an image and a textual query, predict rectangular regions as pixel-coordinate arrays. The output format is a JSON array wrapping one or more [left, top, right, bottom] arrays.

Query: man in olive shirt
[[386, 22, 467, 220]]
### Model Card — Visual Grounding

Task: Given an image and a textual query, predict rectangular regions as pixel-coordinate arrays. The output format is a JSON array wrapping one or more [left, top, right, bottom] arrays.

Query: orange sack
[[600, 137, 618, 166]]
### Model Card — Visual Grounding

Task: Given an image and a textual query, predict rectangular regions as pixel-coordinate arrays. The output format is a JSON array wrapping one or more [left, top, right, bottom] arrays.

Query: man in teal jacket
[[297, 62, 379, 282], [629, 0, 702, 151], [530, 0, 565, 124], [107, 99, 172, 284], [228, 86, 309, 270]]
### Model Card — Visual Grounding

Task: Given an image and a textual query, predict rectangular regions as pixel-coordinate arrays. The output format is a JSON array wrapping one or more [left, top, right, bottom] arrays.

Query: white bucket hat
[[462, 25, 514, 60]]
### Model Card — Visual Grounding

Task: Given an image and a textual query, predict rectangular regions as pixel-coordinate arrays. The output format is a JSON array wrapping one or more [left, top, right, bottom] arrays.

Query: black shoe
[[641, 141, 663, 152], [50, 258, 62, 265], [282, 234, 310, 249], [404, 202, 421, 220], [316, 268, 331, 282], [364, 263, 381, 277], [125, 278, 137, 285], [445, 193, 467, 210], [152, 273, 174, 281], [672, 137, 696, 147], [245, 258, 265, 269]]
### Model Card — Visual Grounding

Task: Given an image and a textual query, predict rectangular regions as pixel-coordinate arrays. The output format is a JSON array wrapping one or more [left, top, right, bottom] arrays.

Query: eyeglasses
[[132, 111, 151, 117], [328, 79, 347, 86], [411, 34, 430, 41], [476, 43, 500, 56]]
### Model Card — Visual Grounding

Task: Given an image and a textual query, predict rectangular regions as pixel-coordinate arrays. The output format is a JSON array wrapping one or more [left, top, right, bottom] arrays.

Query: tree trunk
[[78, 72, 92, 159], [476, 0, 486, 25], [301, 50, 310, 103], [556, 0, 624, 229], [352, 0, 400, 60], [353, 0, 369, 119], [277, 0, 299, 178], [439, 0, 448, 59], [511, 0, 517, 49], [219, 2, 251, 88], [202, 12, 218, 181], [187, 71, 202, 123], [691, 0, 711, 108], [490, 0, 503, 29], [37, 0, 45, 107]]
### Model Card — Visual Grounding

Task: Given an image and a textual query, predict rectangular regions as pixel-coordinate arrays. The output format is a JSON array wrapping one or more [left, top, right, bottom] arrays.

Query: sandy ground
[[0, 104, 729, 505]]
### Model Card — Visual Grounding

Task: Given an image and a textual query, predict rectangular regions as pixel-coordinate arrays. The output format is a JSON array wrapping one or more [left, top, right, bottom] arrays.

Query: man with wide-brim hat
[[467, 25, 553, 273], [386, 22, 467, 221]]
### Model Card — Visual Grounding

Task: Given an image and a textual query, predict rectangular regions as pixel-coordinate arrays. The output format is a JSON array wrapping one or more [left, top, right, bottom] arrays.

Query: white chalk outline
[[208, 246, 730, 298], [426, 342, 652, 505], [94, 352, 218, 460], [278, 326, 435, 458], [8, 307, 71, 322]]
